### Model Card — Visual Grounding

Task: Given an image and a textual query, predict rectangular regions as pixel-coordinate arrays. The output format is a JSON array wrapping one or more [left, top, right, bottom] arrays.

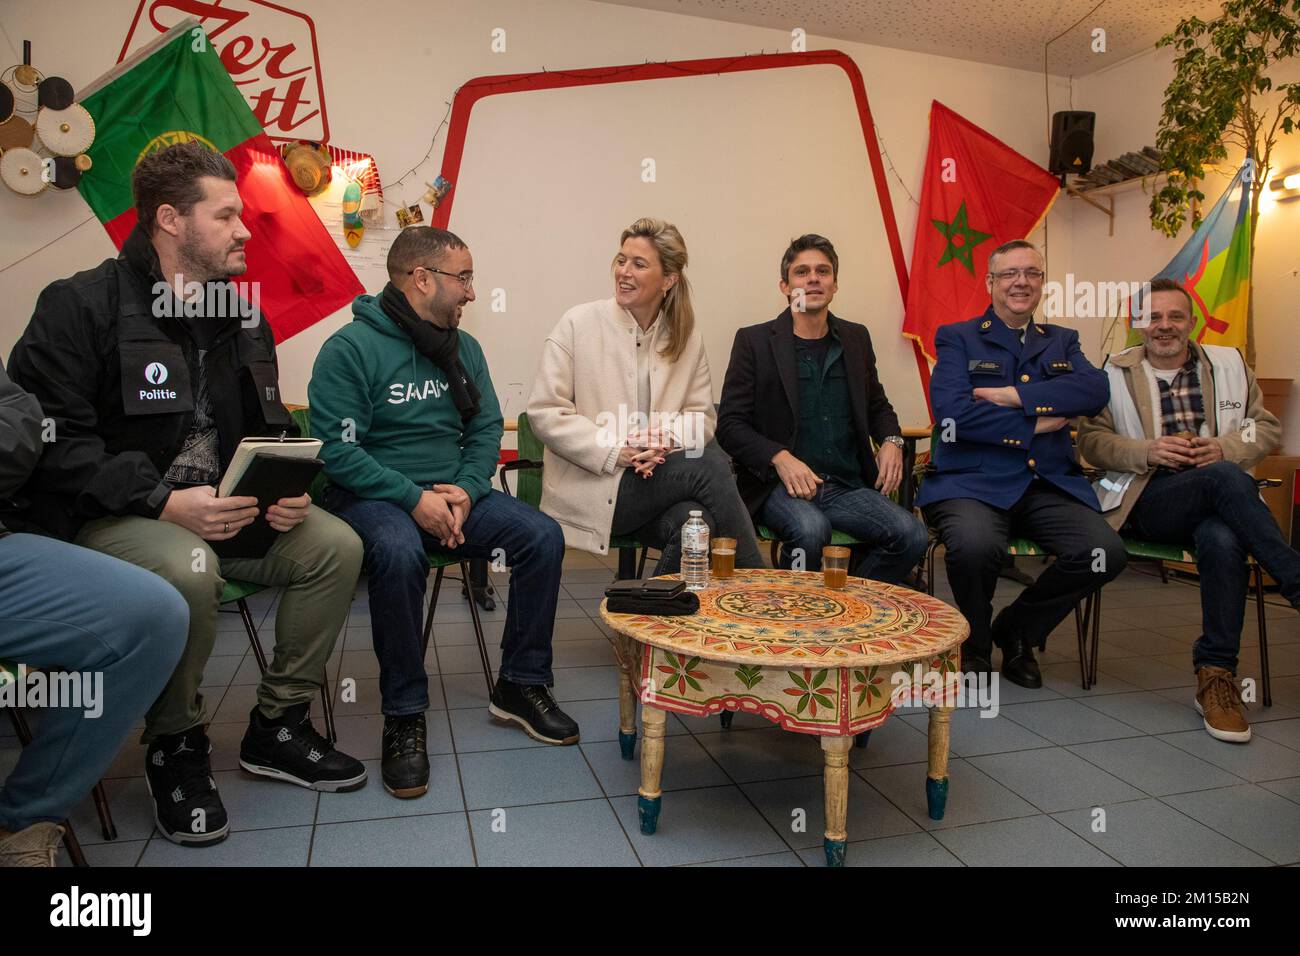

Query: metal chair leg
[[238, 598, 268, 674], [91, 782, 117, 841], [924, 538, 940, 597], [636, 547, 650, 579], [461, 561, 495, 697], [770, 540, 780, 568], [1253, 563, 1272, 707], [421, 565, 446, 658], [1074, 596, 1090, 690], [319, 664, 337, 745], [62, 819, 88, 867], [1089, 589, 1103, 687]]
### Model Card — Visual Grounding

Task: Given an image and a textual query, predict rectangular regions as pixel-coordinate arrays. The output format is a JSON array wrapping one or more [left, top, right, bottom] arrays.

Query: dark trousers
[[610, 445, 764, 576], [1126, 461, 1300, 673], [325, 487, 565, 715], [925, 481, 1126, 659]]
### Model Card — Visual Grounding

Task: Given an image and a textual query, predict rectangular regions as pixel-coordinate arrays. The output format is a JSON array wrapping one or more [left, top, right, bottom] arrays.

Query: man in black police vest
[[8, 141, 366, 847]]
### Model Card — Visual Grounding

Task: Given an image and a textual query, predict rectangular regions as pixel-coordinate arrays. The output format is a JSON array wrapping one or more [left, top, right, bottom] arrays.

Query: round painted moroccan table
[[599, 568, 968, 866]]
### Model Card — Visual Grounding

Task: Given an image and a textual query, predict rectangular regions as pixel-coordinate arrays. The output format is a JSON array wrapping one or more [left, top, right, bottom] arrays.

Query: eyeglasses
[[989, 268, 1045, 282], [409, 264, 474, 289]]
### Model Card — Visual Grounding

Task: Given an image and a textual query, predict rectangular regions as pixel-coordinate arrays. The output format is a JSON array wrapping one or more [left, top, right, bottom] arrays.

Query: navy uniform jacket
[[916, 305, 1109, 511]]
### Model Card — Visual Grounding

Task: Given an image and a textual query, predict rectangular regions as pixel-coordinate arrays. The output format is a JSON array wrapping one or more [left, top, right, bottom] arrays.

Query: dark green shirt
[[791, 331, 863, 489]]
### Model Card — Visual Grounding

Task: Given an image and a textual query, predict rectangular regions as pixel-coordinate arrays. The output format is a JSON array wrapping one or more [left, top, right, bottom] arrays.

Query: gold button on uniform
[[1020, 374, 1030, 383], [1028, 458, 1037, 468]]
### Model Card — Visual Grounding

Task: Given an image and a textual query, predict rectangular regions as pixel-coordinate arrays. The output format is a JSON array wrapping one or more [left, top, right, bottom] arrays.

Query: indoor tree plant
[[1150, 0, 1300, 365]]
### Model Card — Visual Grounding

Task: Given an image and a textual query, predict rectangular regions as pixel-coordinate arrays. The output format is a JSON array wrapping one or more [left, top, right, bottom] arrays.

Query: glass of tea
[[822, 546, 851, 589], [711, 537, 736, 578]]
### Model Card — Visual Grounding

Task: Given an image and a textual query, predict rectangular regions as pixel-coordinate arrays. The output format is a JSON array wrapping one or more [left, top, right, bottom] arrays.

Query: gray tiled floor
[[8, 550, 1300, 866]]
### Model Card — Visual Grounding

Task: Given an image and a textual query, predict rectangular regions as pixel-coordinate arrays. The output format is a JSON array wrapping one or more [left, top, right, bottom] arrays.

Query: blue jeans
[[324, 488, 565, 714], [760, 479, 928, 584], [1126, 462, 1300, 673], [0, 533, 188, 830]]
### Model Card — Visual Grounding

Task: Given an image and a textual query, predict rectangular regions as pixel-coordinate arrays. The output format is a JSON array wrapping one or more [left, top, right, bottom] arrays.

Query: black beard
[[177, 234, 236, 283]]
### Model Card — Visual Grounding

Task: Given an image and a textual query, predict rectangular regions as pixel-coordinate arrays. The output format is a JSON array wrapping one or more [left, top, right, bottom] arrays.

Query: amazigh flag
[[902, 102, 1060, 361], [1118, 165, 1250, 351], [75, 19, 362, 342]]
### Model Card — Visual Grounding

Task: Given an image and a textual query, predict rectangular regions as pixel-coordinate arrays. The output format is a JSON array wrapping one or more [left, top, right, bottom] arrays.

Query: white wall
[[0, 0, 1073, 434]]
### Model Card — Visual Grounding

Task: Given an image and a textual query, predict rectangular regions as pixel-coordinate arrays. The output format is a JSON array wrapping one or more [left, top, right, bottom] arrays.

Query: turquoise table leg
[[638, 795, 661, 834], [926, 776, 949, 820], [824, 838, 846, 867], [719, 711, 733, 729], [926, 705, 953, 821], [618, 730, 636, 760], [639, 704, 667, 835], [854, 730, 870, 749]]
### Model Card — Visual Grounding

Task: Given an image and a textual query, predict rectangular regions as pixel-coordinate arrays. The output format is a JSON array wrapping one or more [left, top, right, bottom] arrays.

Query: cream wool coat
[[527, 297, 717, 554]]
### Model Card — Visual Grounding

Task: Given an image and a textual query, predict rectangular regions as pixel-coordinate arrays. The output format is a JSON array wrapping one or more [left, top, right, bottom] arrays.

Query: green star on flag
[[931, 200, 991, 273]]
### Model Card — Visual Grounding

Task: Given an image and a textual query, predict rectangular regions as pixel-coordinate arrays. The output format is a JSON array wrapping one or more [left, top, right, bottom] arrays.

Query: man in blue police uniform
[[917, 240, 1125, 687]]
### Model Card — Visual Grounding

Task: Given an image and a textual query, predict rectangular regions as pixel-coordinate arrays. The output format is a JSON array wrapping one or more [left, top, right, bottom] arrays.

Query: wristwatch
[[883, 435, 905, 449]]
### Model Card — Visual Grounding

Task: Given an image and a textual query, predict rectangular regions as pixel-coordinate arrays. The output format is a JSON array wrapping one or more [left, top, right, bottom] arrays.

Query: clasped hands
[[1146, 434, 1223, 469], [972, 385, 1068, 435], [619, 427, 678, 479], [160, 485, 311, 541], [411, 483, 472, 548]]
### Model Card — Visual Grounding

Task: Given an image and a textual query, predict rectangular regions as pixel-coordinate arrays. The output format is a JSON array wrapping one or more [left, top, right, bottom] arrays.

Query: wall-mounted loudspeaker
[[1049, 111, 1095, 176]]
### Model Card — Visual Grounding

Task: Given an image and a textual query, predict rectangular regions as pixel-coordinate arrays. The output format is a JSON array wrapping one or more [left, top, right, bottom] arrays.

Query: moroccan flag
[[902, 101, 1060, 361], [75, 19, 362, 342], [1116, 165, 1251, 351]]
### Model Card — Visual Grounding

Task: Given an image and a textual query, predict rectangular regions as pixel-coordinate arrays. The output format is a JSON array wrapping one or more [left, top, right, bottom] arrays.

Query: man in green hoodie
[[310, 226, 579, 799]]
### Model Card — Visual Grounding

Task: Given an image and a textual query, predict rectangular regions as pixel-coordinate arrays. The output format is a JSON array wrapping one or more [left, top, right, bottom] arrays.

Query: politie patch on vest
[[388, 378, 451, 405], [119, 343, 194, 415]]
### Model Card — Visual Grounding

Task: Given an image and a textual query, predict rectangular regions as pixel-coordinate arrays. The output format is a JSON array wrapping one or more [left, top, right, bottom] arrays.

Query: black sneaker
[[382, 713, 430, 799], [239, 703, 367, 792], [488, 678, 580, 745], [144, 726, 230, 847]]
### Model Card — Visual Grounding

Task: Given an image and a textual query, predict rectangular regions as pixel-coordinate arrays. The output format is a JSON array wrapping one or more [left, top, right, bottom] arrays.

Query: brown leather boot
[[1195, 666, 1251, 743]]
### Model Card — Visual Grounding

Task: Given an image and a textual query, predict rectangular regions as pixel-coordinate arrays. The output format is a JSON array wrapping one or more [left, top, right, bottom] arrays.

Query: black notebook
[[211, 452, 325, 560]]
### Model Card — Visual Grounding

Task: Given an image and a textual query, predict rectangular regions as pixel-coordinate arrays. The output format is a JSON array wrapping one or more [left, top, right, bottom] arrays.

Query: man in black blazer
[[718, 235, 927, 583]]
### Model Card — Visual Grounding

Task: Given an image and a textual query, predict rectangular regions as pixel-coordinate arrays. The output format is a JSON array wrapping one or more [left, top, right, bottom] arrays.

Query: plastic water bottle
[[681, 510, 710, 591]]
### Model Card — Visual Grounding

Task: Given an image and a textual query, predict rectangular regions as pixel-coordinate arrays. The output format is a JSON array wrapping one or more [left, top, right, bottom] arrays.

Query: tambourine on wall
[[0, 42, 96, 197]]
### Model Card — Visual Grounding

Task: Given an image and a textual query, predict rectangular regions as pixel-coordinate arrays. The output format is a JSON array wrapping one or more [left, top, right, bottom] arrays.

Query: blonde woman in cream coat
[[528, 217, 763, 575]]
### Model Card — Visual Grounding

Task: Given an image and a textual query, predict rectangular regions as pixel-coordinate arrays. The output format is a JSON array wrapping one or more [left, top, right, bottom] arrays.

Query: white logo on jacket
[[388, 379, 451, 405]]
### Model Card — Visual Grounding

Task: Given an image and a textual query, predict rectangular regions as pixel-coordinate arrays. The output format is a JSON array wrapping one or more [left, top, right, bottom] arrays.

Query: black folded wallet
[[604, 579, 698, 615]]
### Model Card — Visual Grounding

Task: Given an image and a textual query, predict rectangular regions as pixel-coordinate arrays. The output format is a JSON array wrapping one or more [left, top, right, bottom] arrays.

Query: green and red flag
[[902, 101, 1060, 362], [75, 19, 362, 342], [1110, 164, 1251, 353]]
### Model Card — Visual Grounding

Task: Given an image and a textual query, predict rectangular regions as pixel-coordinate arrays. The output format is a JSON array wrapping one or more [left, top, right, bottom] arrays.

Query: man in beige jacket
[[1077, 278, 1299, 743]]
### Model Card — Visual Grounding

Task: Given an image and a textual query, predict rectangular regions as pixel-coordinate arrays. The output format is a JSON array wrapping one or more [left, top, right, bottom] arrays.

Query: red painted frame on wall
[[430, 50, 929, 394]]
